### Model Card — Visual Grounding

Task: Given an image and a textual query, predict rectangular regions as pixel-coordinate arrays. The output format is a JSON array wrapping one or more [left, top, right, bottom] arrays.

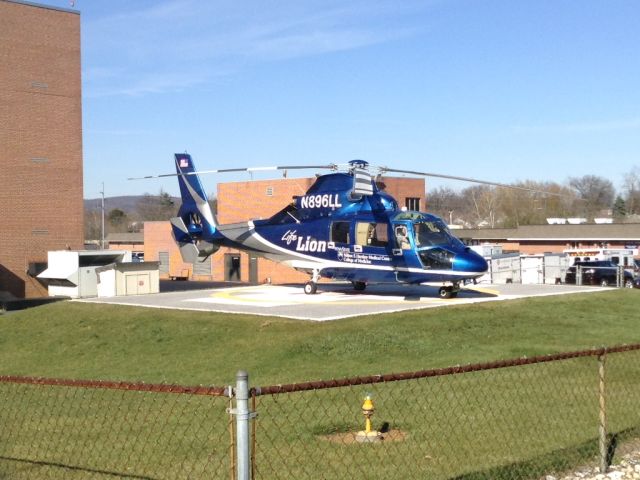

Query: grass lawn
[[1, 289, 639, 479], [0, 289, 638, 386]]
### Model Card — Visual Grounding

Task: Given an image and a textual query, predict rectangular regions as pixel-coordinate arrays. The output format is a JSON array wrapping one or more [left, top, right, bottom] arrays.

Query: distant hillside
[[84, 195, 181, 215]]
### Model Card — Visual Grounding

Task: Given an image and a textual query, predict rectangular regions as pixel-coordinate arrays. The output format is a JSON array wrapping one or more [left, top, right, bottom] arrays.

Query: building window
[[405, 197, 420, 211], [266, 186, 274, 196]]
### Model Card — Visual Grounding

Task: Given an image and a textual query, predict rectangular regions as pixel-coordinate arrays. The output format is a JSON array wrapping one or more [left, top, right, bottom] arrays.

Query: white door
[[521, 257, 543, 284], [125, 273, 151, 295], [125, 275, 138, 295]]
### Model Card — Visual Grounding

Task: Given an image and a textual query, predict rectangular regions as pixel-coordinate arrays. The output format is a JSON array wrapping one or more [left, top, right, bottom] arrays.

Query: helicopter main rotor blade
[[379, 166, 581, 200], [128, 164, 338, 181]]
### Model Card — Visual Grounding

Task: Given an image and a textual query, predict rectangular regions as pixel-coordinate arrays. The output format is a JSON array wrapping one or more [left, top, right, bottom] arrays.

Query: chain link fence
[[0, 378, 232, 479], [1, 345, 639, 479], [251, 345, 640, 479], [571, 265, 633, 288]]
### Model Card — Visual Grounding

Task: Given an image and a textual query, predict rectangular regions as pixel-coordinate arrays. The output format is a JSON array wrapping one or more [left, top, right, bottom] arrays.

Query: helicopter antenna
[[378, 166, 584, 200]]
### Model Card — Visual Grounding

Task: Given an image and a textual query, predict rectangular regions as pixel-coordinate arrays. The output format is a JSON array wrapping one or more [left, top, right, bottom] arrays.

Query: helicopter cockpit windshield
[[394, 212, 464, 250], [393, 213, 465, 270], [415, 220, 455, 248]]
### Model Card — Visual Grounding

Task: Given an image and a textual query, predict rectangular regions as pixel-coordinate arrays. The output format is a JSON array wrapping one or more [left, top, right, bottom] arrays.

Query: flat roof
[[456, 223, 640, 241], [106, 233, 144, 243], [0, 0, 79, 15]]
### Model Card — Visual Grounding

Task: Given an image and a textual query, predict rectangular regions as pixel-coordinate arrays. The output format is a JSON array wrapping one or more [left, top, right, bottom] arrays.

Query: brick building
[[144, 176, 426, 284], [0, 0, 83, 298]]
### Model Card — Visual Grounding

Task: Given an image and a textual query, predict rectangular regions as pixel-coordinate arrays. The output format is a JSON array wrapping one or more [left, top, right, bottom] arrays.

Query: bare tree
[[136, 189, 178, 221], [622, 166, 640, 215], [497, 185, 539, 228], [84, 208, 101, 241], [568, 175, 615, 220], [426, 186, 465, 224], [497, 181, 577, 227], [462, 185, 499, 228]]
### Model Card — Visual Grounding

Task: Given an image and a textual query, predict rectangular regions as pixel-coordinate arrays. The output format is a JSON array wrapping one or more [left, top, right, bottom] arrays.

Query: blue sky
[[43, 0, 640, 198]]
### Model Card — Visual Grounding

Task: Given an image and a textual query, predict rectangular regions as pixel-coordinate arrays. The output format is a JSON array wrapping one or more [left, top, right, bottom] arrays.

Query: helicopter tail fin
[[170, 153, 220, 263]]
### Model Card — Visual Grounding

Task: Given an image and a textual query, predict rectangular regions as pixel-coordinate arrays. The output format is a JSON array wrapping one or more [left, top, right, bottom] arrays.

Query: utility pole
[[100, 182, 105, 249]]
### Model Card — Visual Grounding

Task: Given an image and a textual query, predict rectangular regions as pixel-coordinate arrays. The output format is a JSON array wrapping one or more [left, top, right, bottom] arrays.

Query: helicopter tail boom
[[170, 153, 220, 263]]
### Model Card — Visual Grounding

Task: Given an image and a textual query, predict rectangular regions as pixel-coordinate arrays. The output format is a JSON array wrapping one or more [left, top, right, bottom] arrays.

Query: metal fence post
[[598, 353, 607, 473], [489, 259, 494, 283], [235, 370, 251, 480], [617, 265, 623, 288], [228, 386, 236, 480], [576, 265, 582, 286]]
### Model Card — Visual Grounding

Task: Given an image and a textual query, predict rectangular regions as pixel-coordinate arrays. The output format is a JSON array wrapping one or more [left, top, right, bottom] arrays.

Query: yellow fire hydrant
[[356, 394, 382, 443]]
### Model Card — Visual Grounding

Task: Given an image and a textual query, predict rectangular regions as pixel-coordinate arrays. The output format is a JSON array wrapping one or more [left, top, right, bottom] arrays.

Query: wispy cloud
[[83, 0, 433, 97], [512, 118, 640, 134], [86, 69, 214, 98], [86, 128, 156, 136]]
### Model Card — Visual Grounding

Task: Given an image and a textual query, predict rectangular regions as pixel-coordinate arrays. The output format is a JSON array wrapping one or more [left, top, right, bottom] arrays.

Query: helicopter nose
[[455, 249, 488, 273]]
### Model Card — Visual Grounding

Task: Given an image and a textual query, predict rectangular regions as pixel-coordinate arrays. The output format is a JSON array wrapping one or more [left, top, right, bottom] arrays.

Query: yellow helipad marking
[[189, 287, 404, 306], [202, 286, 348, 306], [464, 286, 501, 296]]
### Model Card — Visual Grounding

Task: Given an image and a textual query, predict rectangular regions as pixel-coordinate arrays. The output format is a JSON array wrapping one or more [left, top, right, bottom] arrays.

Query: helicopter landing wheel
[[304, 281, 318, 295], [438, 286, 458, 299], [352, 281, 367, 291]]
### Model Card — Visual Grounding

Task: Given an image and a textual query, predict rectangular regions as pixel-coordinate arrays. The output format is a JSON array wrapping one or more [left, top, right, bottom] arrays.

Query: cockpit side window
[[395, 225, 411, 250]]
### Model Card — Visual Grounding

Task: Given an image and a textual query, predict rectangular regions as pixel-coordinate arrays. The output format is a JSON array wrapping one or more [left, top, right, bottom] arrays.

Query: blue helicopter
[[150, 153, 495, 299]]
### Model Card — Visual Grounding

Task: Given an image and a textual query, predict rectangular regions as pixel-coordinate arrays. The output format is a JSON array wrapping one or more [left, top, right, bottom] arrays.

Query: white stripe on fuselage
[[245, 221, 483, 278]]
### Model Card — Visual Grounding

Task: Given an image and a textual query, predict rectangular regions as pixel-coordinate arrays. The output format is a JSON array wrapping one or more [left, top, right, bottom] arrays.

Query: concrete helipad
[[78, 282, 608, 321]]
